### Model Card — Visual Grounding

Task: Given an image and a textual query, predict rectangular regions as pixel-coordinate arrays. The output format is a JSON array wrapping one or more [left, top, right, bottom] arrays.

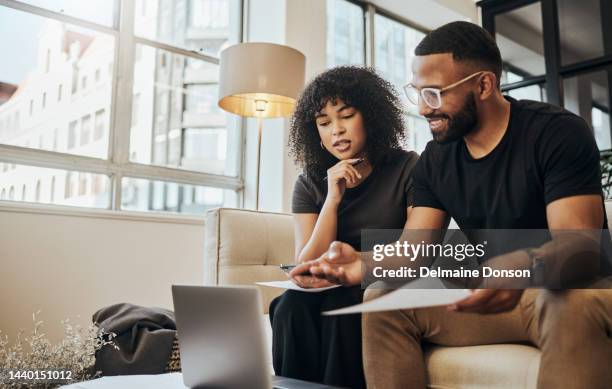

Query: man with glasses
[[291, 21, 612, 388]]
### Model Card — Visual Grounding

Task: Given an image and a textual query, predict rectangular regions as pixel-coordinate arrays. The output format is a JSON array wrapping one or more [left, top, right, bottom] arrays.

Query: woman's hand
[[291, 274, 335, 289], [326, 158, 363, 204]]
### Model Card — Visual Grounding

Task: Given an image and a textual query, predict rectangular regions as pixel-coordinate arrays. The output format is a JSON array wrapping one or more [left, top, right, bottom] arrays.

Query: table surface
[[59, 372, 345, 389]]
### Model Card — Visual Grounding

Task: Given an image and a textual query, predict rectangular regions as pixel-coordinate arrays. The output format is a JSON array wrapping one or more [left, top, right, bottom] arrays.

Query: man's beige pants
[[363, 289, 612, 389]]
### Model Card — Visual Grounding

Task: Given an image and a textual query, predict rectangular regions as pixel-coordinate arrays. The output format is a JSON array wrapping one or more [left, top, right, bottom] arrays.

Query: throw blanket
[[92, 303, 180, 375]]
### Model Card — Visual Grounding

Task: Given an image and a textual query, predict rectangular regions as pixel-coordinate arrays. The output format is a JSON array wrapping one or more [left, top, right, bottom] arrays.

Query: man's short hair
[[415, 21, 503, 87]]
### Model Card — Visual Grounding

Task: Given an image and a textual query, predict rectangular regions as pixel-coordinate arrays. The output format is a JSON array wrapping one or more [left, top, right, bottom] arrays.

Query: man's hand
[[448, 289, 524, 314], [289, 241, 363, 286]]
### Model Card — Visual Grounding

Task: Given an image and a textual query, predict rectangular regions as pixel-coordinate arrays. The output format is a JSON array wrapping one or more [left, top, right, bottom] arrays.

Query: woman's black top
[[292, 149, 420, 250]]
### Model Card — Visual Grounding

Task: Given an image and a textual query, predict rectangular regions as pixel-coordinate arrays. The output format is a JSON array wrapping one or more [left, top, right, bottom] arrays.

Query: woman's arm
[[294, 199, 340, 263]]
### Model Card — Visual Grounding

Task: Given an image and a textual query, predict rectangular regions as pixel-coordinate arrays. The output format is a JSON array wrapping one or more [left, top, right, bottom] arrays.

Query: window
[[134, 0, 241, 57], [129, 45, 241, 177], [80, 115, 91, 146], [373, 13, 429, 154], [326, 0, 365, 67], [494, 3, 545, 77], [481, 0, 612, 155], [53, 129, 58, 151], [121, 177, 236, 214], [64, 172, 74, 199], [45, 49, 51, 73], [78, 173, 87, 196], [0, 0, 243, 214], [68, 121, 77, 149], [35, 180, 41, 202], [0, 5, 113, 158], [18, 0, 114, 26], [94, 109, 105, 141]]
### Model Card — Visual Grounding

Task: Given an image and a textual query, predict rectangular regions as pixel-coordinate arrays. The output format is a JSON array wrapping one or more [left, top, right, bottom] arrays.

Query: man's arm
[[290, 206, 449, 285], [454, 194, 604, 313]]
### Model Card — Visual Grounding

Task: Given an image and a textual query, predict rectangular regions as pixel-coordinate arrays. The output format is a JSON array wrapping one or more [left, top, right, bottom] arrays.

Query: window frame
[[0, 0, 245, 215]]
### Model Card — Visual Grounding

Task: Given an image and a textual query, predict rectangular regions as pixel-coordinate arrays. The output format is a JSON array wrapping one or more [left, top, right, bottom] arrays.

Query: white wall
[[0, 204, 205, 344]]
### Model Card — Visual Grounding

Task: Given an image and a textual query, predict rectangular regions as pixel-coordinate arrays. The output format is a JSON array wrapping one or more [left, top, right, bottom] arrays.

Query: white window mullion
[[133, 36, 220, 64], [0, 144, 112, 175], [110, 0, 137, 210], [365, 3, 376, 67], [119, 162, 243, 191], [0, 0, 118, 36]]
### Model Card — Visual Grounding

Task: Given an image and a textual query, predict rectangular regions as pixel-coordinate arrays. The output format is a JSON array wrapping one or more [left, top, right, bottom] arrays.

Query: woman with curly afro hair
[[268, 66, 419, 388]]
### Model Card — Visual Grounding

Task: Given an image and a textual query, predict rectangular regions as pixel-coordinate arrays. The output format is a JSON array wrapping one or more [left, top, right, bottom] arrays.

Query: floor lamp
[[218, 42, 305, 210]]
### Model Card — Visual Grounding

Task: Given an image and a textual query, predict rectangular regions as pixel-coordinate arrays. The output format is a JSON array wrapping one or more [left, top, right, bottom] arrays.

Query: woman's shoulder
[[294, 170, 325, 193]]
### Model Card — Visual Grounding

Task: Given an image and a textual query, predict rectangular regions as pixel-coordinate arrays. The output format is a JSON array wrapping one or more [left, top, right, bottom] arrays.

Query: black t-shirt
[[412, 97, 606, 230], [292, 149, 419, 250]]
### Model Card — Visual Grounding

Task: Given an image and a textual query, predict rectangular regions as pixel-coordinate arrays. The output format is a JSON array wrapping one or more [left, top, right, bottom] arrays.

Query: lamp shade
[[218, 42, 306, 118]]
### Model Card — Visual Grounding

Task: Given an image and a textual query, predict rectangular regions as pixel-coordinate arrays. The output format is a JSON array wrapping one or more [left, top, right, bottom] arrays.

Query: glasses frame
[[404, 71, 486, 109]]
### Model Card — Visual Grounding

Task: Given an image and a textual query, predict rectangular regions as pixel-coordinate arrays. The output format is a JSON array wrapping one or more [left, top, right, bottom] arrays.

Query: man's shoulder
[[512, 99, 585, 130]]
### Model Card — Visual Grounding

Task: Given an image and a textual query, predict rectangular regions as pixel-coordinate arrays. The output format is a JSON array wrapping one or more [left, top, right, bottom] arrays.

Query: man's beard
[[430, 92, 478, 144]]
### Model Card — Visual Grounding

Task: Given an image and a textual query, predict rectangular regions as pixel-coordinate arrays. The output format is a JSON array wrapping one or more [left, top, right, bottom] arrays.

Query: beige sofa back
[[204, 208, 293, 313]]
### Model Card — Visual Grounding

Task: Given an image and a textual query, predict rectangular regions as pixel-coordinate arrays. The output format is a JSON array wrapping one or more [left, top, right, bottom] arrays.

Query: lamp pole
[[255, 116, 263, 210]]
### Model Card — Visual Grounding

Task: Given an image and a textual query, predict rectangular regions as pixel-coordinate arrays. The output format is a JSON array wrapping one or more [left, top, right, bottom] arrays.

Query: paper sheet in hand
[[323, 278, 470, 315], [256, 280, 341, 293]]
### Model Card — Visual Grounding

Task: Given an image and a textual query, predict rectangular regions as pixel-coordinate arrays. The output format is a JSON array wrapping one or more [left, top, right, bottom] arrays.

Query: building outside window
[[326, 0, 365, 67]]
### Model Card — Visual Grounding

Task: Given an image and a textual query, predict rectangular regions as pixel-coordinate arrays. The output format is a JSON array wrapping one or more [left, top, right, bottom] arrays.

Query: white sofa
[[206, 207, 605, 388]]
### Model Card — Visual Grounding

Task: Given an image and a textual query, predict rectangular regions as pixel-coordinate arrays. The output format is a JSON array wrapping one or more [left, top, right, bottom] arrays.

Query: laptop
[[171, 285, 344, 389]]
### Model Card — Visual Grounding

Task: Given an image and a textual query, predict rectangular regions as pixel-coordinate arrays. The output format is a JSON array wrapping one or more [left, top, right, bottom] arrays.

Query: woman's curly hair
[[288, 66, 406, 178]]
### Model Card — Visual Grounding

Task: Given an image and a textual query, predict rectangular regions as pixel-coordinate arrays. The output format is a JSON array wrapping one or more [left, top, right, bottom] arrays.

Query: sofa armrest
[[204, 208, 295, 313]]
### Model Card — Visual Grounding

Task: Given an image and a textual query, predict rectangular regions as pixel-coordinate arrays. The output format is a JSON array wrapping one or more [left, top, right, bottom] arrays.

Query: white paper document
[[256, 280, 341, 293], [323, 278, 470, 315], [59, 372, 188, 389]]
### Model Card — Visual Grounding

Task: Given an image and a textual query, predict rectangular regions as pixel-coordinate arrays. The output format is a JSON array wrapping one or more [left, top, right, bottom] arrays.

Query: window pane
[[563, 71, 611, 150], [373, 14, 426, 154], [0, 6, 114, 159], [374, 14, 425, 93], [558, 0, 607, 66], [130, 44, 241, 176], [17, 0, 115, 26], [405, 114, 431, 155], [134, 0, 241, 57], [0, 162, 110, 207], [326, 0, 365, 67], [504, 84, 546, 102], [495, 3, 545, 76], [121, 177, 237, 215]]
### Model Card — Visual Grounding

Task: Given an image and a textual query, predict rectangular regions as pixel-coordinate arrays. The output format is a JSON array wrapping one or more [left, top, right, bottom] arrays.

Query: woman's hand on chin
[[326, 158, 363, 204]]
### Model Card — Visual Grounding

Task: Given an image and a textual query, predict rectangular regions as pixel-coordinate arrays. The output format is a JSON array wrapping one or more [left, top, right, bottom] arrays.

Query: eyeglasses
[[403, 71, 485, 109]]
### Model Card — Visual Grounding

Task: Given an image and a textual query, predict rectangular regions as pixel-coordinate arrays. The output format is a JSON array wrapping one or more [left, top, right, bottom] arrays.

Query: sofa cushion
[[424, 344, 540, 389]]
